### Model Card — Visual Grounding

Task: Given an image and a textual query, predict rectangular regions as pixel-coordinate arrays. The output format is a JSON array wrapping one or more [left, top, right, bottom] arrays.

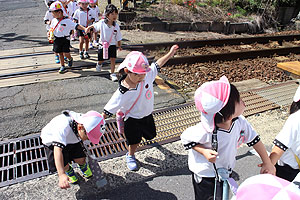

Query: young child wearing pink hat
[[269, 84, 300, 182], [180, 76, 275, 200], [102, 45, 178, 171], [40, 110, 106, 189]]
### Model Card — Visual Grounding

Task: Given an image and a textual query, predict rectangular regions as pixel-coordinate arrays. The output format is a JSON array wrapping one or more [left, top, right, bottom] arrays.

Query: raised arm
[[156, 45, 179, 67]]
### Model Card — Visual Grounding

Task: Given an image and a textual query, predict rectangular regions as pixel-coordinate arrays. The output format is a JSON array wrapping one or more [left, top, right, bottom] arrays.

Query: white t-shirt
[[88, 5, 100, 22], [104, 63, 159, 119], [50, 17, 78, 37], [274, 110, 300, 169], [40, 114, 80, 147], [93, 19, 122, 45], [181, 115, 259, 178], [73, 8, 96, 27], [44, 10, 54, 31]]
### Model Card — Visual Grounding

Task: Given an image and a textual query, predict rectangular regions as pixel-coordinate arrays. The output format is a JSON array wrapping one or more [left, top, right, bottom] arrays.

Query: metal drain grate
[[0, 90, 280, 187], [0, 134, 49, 187]]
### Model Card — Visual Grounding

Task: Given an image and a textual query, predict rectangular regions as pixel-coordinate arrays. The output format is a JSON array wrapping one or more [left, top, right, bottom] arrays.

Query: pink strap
[[106, 25, 115, 45], [125, 81, 144, 116]]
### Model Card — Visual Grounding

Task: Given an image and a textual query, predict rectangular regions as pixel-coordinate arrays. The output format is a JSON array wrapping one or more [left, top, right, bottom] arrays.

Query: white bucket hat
[[194, 76, 231, 132], [293, 84, 300, 102], [68, 110, 106, 144], [49, 1, 63, 11]]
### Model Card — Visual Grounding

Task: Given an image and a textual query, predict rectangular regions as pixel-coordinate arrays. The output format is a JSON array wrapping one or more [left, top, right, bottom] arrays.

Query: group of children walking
[[41, 1, 300, 198], [44, 0, 121, 81]]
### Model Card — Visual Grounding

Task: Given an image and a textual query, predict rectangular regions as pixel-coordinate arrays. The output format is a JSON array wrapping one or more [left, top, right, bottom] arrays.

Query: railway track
[[1, 34, 300, 83]]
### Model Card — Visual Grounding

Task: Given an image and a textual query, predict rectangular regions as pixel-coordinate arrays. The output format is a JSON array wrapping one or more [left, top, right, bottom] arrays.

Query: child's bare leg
[[110, 58, 116, 74], [79, 36, 84, 52], [128, 143, 139, 156], [59, 52, 65, 66], [64, 52, 72, 60], [74, 157, 86, 165], [84, 37, 89, 51]]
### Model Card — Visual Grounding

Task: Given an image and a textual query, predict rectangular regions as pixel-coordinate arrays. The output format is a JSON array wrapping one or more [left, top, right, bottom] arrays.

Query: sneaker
[[71, 35, 76, 41], [59, 66, 67, 74], [93, 41, 99, 46], [84, 51, 90, 59], [110, 73, 118, 82], [89, 42, 94, 49], [79, 51, 84, 59], [67, 58, 73, 68], [126, 153, 138, 171], [65, 166, 78, 183], [96, 63, 102, 72], [64, 57, 68, 63], [55, 55, 60, 64], [79, 162, 93, 178]]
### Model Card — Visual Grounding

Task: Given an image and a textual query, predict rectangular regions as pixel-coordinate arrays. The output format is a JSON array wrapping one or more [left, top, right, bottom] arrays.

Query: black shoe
[[79, 52, 84, 59], [84, 52, 90, 59]]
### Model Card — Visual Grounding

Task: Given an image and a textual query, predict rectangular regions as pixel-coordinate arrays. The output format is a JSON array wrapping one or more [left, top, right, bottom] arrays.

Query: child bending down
[[180, 76, 275, 200], [41, 110, 106, 189], [269, 84, 300, 182], [102, 45, 178, 170]]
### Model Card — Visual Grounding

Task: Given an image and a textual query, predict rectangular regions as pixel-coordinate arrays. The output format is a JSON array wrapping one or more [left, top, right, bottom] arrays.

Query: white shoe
[[94, 41, 99, 46], [110, 73, 118, 82], [96, 63, 102, 72], [89, 42, 94, 49]]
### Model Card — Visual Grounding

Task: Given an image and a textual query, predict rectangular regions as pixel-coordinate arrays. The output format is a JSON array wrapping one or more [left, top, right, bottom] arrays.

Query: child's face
[[106, 11, 118, 22], [127, 72, 146, 84], [51, 10, 63, 19], [79, 2, 88, 10], [232, 99, 245, 119], [90, 3, 96, 7], [77, 124, 88, 141]]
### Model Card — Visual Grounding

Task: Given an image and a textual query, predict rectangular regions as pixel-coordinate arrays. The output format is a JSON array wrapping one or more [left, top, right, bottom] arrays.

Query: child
[[87, 4, 122, 82], [88, 0, 100, 48], [68, 0, 79, 41], [44, 0, 60, 64], [40, 110, 106, 189], [102, 45, 178, 170], [49, 1, 89, 73], [73, 0, 96, 59], [269, 85, 300, 182], [180, 76, 275, 200]]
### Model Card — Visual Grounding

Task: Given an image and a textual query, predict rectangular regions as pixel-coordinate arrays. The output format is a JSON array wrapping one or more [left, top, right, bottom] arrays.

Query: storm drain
[[0, 89, 280, 187], [0, 134, 49, 187]]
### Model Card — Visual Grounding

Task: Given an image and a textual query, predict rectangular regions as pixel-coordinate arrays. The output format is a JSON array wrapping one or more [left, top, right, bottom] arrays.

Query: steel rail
[[1, 34, 300, 60]]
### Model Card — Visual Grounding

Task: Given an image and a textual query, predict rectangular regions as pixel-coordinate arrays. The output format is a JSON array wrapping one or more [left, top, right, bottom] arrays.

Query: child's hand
[[118, 46, 122, 51], [59, 174, 70, 189], [202, 149, 218, 163], [258, 162, 276, 175], [169, 44, 179, 57]]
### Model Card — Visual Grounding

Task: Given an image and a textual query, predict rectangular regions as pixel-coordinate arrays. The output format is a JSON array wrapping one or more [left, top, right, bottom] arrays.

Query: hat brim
[[118, 62, 151, 74], [201, 112, 216, 132], [293, 85, 300, 102]]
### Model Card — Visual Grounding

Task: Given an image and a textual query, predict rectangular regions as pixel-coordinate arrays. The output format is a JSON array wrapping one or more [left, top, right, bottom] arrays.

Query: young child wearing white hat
[[180, 76, 275, 200], [48, 1, 89, 73], [269, 84, 300, 182], [102, 45, 178, 171], [40, 110, 105, 189], [88, 0, 100, 48]]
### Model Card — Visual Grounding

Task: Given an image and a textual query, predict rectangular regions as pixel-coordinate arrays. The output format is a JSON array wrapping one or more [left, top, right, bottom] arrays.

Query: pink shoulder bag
[[116, 81, 144, 134], [103, 26, 115, 59]]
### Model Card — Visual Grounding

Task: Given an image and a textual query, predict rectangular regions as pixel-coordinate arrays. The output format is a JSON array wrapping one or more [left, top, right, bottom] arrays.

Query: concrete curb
[[120, 21, 259, 34]]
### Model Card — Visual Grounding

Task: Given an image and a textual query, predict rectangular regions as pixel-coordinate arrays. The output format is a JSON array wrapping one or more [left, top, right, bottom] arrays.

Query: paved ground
[[0, 1, 293, 199]]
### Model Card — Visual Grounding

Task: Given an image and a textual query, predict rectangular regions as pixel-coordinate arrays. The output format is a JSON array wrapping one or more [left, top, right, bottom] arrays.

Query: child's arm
[[117, 40, 122, 51], [76, 24, 88, 34], [156, 45, 179, 67], [269, 145, 284, 165], [253, 141, 276, 175], [54, 146, 70, 189], [192, 144, 218, 163]]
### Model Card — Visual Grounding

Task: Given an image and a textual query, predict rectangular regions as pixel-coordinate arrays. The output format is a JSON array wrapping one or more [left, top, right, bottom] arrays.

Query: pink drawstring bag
[[102, 41, 109, 59]]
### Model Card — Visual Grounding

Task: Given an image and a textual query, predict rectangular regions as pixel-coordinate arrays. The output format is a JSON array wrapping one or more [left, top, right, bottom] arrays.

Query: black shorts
[[98, 45, 117, 61], [77, 30, 91, 38], [53, 37, 71, 53], [192, 174, 223, 200], [124, 114, 156, 145], [275, 163, 300, 182], [44, 142, 86, 173]]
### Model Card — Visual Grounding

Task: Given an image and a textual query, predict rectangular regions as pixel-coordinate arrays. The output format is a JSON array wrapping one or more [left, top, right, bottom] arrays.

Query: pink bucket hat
[[68, 110, 106, 144], [293, 84, 300, 102], [194, 75, 230, 132], [49, 1, 63, 11], [118, 51, 150, 74], [236, 174, 300, 200], [78, 0, 88, 3], [89, 0, 97, 3]]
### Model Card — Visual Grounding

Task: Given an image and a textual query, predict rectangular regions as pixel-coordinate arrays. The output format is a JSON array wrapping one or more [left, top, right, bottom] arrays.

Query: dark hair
[[47, 1, 55, 7], [214, 84, 240, 124], [105, 4, 118, 16], [290, 101, 300, 114]]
